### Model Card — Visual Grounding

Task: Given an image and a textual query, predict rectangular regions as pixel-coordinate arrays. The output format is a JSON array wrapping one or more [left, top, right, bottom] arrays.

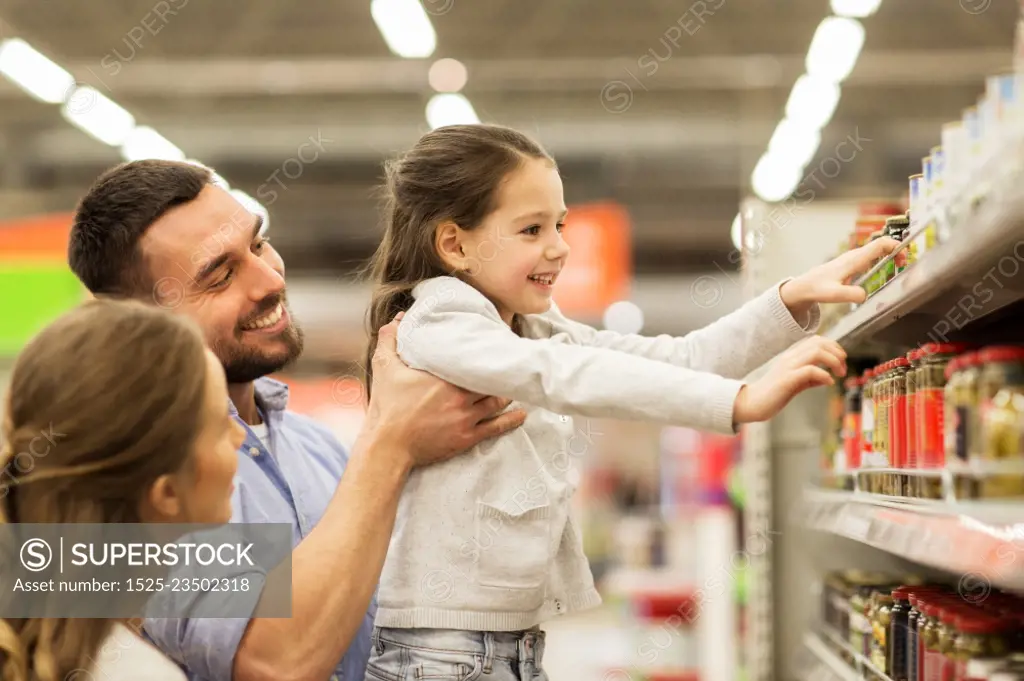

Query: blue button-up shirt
[[145, 377, 377, 680]]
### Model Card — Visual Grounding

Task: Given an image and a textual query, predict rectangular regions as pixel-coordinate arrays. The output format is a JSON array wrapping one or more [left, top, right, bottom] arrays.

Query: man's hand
[[780, 236, 901, 320], [359, 313, 528, 469], [733, 336, 847, 424]]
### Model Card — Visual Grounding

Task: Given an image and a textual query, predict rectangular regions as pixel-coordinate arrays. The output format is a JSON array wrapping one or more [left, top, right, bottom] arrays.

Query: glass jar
[[873, 592, 895, 673], [874, 362, 892, 494], [891, 358, 911, 497], [851, 587, 871, 655], [891, 588, 913, 681], [954, 614, 1013, 680], [862, 368, 877, 490], [887, 214, 911, 275], [956, 352, 984, 500], [843, 376, 864, 473], [908, 590, 949, 681], [977, 346, 1024, 499], [919, 344, 968, 499], [909, 593, 939, 681], [945, 356, 967, 496], [921, 602, 943, 681], [907, 349, 924, 497], [937, 606, 961, 681]]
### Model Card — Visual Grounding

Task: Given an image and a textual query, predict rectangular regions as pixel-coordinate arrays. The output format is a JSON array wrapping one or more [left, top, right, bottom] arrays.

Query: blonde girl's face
[[454, 158, 571, 324]]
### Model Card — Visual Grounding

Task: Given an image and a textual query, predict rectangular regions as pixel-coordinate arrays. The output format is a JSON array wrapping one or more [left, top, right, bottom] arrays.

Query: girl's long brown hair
[[362, 124, 553, 398], [0, 298, 210, 681]]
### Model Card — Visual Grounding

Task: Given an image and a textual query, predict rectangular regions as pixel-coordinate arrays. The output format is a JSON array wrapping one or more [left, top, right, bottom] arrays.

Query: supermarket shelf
[[824, 184, 1024, 348], [801, 633, 863, 681], [801, 631, 893, 681], [798, 488, 1024, 592]]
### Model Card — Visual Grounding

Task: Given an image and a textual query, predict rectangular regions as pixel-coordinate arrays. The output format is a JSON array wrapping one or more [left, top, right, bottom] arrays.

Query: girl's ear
[[140, 472, 184, 522], [434, 221, 466, 273]]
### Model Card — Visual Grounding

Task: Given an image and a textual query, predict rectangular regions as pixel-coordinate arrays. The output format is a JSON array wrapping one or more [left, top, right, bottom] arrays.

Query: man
[[67, 159, 527, 681]]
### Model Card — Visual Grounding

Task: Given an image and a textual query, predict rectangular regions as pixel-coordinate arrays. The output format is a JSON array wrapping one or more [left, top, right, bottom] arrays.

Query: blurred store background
[[2, 1, 1024, 680]]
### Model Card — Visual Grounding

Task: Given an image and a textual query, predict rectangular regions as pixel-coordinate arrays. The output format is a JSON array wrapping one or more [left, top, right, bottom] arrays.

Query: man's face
[[140, 185, 303, 383]]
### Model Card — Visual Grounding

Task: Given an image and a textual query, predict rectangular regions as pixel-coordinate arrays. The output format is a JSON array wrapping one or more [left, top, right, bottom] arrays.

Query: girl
[[363, 124, 896, 680], [0, 299, 243, 681]]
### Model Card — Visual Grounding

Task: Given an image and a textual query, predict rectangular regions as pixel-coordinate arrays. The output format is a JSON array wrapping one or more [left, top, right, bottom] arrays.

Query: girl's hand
[[733, 336, 847, 424], [780, 237, 901, 320]]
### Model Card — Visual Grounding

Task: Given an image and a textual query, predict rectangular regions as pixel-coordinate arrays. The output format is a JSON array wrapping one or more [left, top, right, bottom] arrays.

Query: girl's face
[[457, 158, 571, 324], [143, 349, 244, 524]]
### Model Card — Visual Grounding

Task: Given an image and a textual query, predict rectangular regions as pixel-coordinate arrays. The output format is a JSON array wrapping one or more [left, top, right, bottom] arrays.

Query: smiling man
[[66, 159, 527, 681]]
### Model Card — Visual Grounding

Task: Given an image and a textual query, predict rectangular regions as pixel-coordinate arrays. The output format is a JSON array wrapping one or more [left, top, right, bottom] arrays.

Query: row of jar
[[829, 343, 1024, 500], [822, 570, 1024, 681]]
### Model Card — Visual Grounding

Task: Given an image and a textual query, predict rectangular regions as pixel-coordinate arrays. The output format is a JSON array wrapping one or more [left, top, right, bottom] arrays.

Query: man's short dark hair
[[68, 160, 213, 297]]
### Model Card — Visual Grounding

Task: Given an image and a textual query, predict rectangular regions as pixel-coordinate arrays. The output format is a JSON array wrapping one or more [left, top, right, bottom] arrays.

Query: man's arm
[[231, 429, 408, 681], [230, 316, 526, 681]]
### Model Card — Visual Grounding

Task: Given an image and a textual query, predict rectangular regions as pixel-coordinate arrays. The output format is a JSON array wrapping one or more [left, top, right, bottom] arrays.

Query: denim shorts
[[364, 626, 548, 681]]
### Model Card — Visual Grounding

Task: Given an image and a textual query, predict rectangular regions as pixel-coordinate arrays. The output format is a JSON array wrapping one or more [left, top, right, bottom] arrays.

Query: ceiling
[[0, 0, 1016, 278]]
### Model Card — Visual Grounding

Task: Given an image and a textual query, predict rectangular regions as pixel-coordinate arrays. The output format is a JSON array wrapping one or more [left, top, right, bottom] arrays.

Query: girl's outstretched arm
[[534, 278, 816, 381], [397, 277, 837, 433], [532, 237, 900, 380]]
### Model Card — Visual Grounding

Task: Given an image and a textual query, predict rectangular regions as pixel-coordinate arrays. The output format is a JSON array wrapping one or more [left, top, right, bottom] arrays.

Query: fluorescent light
[[805, 17, 865, 83], [426, 93, 480, 129], [730, 213, 743, 250], [602, 301, 644, 335], [0, 38, 75, 104], [121, 126, 185, 162], [768, 118, 821, 169], [371, 0, 437, 58], [61, 86, 135, 146], [785, 75, 842, 129], [751, 153, 802, 203], [830, 0, 882, 17]]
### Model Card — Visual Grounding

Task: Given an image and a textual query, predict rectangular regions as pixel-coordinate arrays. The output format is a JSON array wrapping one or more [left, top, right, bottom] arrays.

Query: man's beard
[[214, 299, 305, 384]]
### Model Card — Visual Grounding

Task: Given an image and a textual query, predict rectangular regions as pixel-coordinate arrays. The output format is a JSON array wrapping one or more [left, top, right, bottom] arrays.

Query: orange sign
[[554, 202, 632, 317], [0, 213, 75, 263]]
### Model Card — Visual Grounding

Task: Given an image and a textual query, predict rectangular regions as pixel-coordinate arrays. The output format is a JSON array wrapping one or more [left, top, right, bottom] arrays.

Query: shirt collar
[[227, 376, 290, 417]]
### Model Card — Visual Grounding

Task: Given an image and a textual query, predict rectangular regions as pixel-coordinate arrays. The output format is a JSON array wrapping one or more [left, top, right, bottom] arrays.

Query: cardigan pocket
[[469, 500, 552, 591]]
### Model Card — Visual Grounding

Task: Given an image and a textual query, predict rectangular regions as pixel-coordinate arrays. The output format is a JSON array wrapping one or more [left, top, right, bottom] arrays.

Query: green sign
[[0, 263, 84, 357]]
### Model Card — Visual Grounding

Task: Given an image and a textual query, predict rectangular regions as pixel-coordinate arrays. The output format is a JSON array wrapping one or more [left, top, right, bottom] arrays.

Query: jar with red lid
[[907, 349, 924, 497], [936, 606, 963, 681], [947, 352, 982, 500], [869, 362, 892, 494], [843, 376, 864, 473], [921, 601, 944, 681], [890, 587, 913, 680], [891, 357, 911, 497], [919, 344, 969, 499], [977, 346, 1024, 499], [862, 368, 877, 485], [953, 613, 1013, 680]]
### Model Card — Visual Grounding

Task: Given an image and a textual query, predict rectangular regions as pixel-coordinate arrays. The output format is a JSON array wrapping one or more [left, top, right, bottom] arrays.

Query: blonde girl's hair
[[0, 298, 210, 681], [361, 124, 554, 398]]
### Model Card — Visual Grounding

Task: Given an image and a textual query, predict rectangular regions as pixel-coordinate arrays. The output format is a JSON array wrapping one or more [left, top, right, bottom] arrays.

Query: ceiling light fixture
[[371, 0, 438, 59], [426, 93, 480, 129], [0, 38, 75, 104]]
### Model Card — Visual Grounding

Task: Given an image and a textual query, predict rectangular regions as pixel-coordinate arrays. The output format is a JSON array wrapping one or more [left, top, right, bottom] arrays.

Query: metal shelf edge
[[825, 187, 1024, 345]]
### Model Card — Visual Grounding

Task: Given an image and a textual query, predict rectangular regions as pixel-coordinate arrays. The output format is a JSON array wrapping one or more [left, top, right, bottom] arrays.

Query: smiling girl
[[362, 124, 896, 681]]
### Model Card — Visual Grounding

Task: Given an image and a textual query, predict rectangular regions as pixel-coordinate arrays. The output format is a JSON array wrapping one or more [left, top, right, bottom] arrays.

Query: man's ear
[[434, 221, 467, 273]]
